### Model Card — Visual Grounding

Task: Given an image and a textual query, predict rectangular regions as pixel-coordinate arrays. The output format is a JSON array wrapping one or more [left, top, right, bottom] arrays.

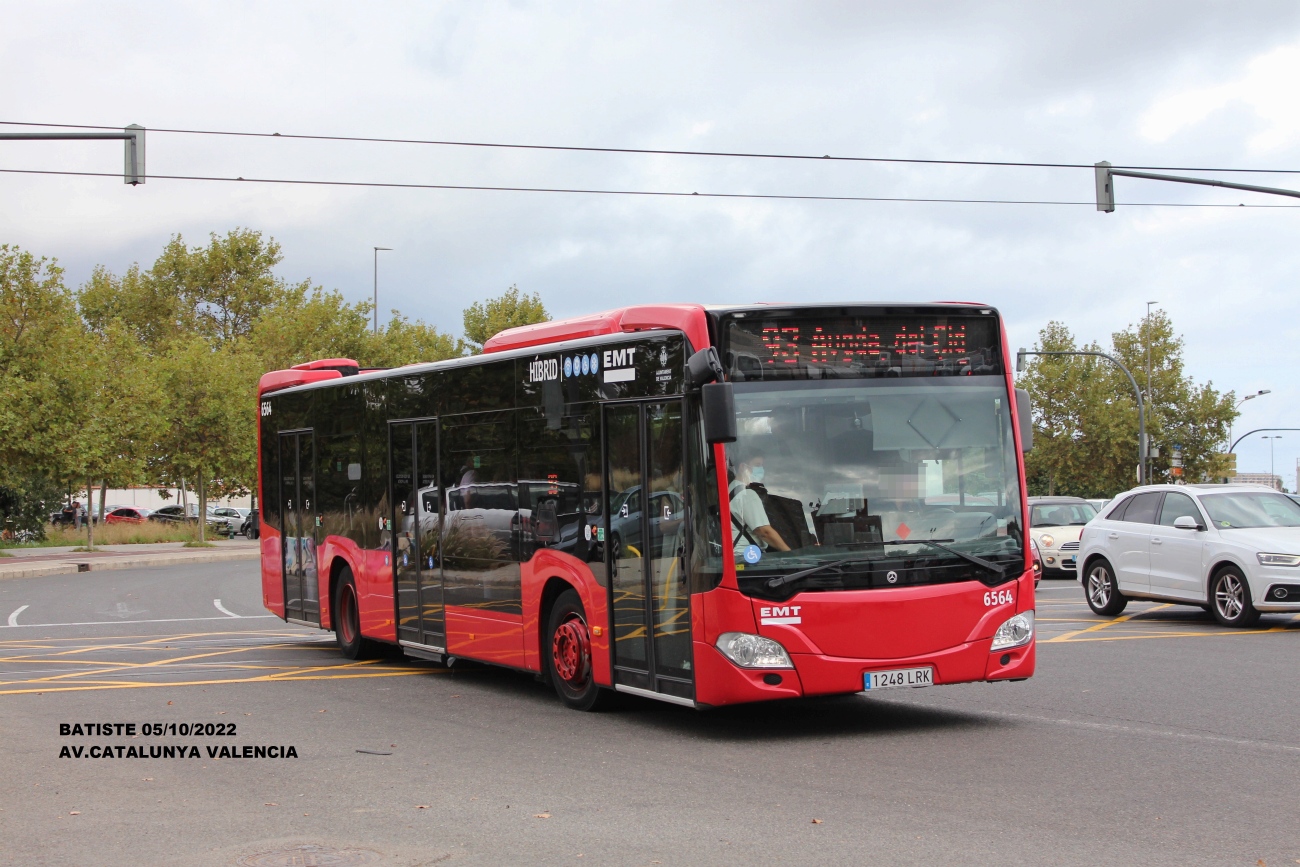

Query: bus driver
[[729, 452, 791, 557]]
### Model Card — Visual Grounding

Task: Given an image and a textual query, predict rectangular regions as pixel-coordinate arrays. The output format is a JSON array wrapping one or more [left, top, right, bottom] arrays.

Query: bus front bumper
[[692, 636, 1035, 708]]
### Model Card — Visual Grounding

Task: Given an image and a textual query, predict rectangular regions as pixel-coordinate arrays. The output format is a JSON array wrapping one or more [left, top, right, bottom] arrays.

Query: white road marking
[[0, 614, 279, 629], [7, 605, 29, 627], [213, 599, 240, 618]]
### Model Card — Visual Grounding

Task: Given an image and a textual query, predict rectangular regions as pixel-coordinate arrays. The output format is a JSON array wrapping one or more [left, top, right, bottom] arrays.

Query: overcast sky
[[4, 1, 1299, 484]]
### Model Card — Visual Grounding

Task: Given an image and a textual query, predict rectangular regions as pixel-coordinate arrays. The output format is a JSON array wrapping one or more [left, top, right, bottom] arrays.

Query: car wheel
[[545, 589, 612, 711], [1084, 558, 1128, 616], [334, 567, 375, 659], [1210, 567, 1260, 628]]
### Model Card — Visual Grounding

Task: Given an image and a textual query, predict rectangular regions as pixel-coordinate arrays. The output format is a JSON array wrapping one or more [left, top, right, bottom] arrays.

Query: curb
[[0, 548, 259, 581]]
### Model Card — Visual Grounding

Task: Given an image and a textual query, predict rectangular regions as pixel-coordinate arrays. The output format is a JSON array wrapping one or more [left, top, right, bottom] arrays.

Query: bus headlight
[[991, 611, 1034, 651], [716, 633, 793, 668]]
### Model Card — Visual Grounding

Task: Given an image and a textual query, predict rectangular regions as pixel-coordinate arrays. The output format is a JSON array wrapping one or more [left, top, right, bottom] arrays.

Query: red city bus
[[256, 303, 1036, 710]]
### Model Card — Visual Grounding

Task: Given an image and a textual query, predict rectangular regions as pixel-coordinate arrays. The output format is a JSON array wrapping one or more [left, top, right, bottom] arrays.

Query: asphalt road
[[1, 566, 1297, 867]]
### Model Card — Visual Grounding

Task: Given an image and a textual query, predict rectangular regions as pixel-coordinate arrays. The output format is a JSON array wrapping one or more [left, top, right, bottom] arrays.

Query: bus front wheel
[[545, 589, 612, 711]]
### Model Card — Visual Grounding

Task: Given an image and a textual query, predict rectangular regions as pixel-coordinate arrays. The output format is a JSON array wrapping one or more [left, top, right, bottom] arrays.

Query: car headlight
[[1039, 534, 1055, 548], [990, 611, 1035, 651], [1257, 553, 1300, 567], [716, 632, 793, 668]]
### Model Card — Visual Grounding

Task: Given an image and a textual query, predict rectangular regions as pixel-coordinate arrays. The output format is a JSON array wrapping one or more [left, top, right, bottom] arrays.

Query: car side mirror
[[1172, 515, 1204, 531]]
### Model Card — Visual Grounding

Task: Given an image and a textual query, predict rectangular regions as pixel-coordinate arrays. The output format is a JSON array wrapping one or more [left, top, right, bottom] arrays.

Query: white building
[[1229, 473, 1283, 491]]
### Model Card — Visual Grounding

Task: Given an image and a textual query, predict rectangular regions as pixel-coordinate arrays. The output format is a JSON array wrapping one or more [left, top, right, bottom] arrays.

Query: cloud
[[1140, 40, 1300, 153]]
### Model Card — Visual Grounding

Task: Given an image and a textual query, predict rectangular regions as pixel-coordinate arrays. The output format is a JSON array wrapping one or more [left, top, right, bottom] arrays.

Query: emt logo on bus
[[759, 605, 802, 625], [603, 346, 638, 383]]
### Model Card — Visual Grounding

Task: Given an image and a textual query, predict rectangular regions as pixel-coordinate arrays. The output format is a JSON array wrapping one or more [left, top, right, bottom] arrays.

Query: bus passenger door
[[391, 419, 444, 649], [279, 430, 319, 625], [603, 400, 693, 703]]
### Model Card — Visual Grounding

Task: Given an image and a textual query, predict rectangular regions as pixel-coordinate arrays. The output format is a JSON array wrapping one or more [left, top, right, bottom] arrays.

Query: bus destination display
[[723, 313, 1002, 378]]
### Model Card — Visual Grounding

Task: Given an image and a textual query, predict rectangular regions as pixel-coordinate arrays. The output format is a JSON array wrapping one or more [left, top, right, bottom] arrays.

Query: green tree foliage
[[1019, 313, 1235, 497], [5, 233, 537, 533], [0, 471, 64, 541], [0, 245, 85, 481], [152, 338, 262, 541], [462, 284, 548, 353]]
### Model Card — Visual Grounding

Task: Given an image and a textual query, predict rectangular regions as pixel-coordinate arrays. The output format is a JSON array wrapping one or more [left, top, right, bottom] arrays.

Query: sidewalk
[[0, 539, 260, 580]]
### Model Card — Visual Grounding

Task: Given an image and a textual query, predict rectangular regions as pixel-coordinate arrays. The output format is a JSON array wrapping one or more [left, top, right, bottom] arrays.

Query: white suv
[[1076, 484, 1300, 627]]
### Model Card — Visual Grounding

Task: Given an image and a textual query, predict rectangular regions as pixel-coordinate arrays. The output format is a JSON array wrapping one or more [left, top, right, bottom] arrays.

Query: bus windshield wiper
[[881, 538, 1007, 576], [765, 558, 878, 590]]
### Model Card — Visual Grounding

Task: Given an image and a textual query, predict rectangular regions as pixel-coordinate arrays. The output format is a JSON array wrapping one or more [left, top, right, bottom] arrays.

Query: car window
[[1031, 503, 1096, 527], [1103, 497, 1131, 521], [1201, 492, 1300, 529], [1119, 492, 1161, 524], [1158, 493, 1200, 527]]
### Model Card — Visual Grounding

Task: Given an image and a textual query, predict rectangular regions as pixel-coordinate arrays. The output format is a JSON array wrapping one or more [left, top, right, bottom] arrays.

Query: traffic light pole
[[1017, 348, 1147, 485], [1095, 161, 1300, 212], [0, 125, 145, 184]]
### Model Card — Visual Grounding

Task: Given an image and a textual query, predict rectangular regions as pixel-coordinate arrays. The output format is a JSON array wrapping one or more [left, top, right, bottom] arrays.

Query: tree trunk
[[98, 480, 108, 521], [85, 475, 95, 551], [198, 474, 206, 544]]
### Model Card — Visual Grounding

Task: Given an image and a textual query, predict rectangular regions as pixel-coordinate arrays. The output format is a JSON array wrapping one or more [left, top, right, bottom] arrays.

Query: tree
[[462, 285, 548, 353], [152, 337, 261, 542], [0, 245, 86, 495], [1018, 314, 1235, 497]]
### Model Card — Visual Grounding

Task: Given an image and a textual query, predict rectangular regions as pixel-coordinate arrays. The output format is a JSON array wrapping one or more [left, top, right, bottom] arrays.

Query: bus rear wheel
[[546, 589, 611, 711], [334, 568, 374, 660]]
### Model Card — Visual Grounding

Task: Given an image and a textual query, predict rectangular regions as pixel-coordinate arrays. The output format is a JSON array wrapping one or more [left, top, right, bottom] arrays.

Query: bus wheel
[[546, 589, 611, 711], [334, 568, 374, 660]]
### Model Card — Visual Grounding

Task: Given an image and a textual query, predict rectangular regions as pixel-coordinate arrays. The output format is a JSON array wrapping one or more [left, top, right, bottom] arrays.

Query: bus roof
[[482, 304, 711, 355]]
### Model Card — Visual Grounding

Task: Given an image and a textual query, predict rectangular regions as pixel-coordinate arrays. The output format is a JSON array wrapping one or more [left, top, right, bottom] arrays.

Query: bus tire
[[334, 567, 375, 660], [1084, 558, 1127, 617], [545, 589, 611, 711]]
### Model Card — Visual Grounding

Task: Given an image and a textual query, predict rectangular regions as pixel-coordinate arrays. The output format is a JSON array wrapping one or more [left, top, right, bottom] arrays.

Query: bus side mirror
[[701, 382, 737, 444], [686, 347, 725, 390], [1015, 388, 1033, 452]]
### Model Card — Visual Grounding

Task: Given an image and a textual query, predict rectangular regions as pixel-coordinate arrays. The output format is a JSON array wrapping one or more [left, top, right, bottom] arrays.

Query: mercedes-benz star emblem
[[886, 570, 899, 584]]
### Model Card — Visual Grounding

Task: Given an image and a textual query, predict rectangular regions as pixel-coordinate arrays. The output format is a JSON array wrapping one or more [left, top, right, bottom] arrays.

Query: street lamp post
[[1230, 389, 1271, 452], [1263, 435, 1283, 488], [1017, 348, 1147, 485], [1145, 301, 1158, 482], [373, 246, 393, 335]]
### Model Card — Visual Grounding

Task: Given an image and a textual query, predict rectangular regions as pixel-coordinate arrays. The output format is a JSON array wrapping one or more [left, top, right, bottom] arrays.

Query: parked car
[[50, 504, 98, 526], [1086, 498, 1110, 514], [148, 505, 228, 535], [104, 507, 152, 525], [1077, 483, 1300, 627], [240, 508, 260, 540], [1027, 496, 1098, 578], [209, 506, 248, 536]]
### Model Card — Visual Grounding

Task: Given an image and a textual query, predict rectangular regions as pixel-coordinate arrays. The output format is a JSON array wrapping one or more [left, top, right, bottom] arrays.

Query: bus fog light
[[716, 633, 793, 669], [991, 611, 1034, 651]]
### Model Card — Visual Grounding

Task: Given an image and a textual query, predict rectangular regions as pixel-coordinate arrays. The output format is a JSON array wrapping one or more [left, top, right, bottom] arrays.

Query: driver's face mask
[[750, 466, 765, 483]]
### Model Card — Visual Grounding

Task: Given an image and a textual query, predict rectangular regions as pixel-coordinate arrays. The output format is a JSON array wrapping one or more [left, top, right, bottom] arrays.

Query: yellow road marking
[[0, 667, 443, 696], [1044, 604, 1173, 643]]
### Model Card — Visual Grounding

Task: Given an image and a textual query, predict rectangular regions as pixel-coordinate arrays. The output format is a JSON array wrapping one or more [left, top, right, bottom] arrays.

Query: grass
[[0, 521, 217, 549]]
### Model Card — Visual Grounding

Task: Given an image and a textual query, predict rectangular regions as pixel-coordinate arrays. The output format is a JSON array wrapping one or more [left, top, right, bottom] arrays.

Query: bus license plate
[[863, 667, 934, 691]]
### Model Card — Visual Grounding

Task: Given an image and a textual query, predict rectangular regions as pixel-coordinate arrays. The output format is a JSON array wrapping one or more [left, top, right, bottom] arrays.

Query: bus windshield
[[723, 378, 1024, 599]]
